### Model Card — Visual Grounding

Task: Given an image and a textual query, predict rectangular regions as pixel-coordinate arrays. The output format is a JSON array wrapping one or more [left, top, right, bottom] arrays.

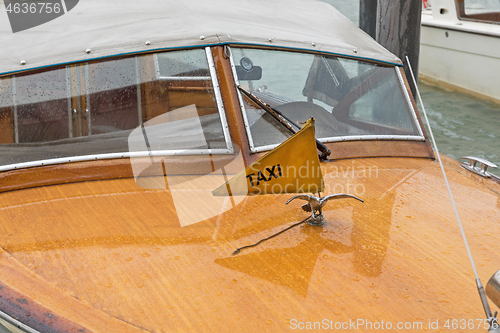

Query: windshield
[[231, 48, 423, 151], [0, 47, 232, 168]]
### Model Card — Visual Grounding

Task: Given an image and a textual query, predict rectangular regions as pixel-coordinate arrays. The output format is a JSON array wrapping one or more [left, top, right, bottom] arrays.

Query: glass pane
[[0, 48, 228, 167], [142, 49, 226, 150], [88, 57, 139, 134], [464, 0, 500, 14], [348, 70, 417, 134], [232, 48, 420, 149], [156, 51, 211, 77]]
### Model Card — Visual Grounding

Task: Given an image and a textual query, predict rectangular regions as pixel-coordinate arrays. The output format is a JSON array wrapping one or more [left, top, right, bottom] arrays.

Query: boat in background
[[420, 0, 500, 103]]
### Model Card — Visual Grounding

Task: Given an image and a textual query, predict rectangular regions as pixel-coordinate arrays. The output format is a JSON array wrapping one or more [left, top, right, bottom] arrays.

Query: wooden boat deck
[[0, 156, 498, 332]]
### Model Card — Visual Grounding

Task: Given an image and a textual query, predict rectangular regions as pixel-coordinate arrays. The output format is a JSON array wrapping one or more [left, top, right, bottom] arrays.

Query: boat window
[[155, 51, 211, 78], [87, 57, 139, 136], [0, 48, 231, 168], [230, 48, 423, 152], [456, 0, 500, 23]]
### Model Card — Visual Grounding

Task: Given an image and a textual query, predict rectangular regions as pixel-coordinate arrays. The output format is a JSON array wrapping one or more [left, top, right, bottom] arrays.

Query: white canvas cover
[[0, 0, 401, 75]]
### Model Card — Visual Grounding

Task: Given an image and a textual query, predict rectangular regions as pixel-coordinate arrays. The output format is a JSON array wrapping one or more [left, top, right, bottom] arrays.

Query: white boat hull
[[419, 7, 500, 102]]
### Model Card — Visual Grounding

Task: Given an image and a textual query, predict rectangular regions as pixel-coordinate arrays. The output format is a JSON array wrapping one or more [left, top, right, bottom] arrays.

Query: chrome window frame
[[0, 150, 231, 172], [228, 46, 426, 153], [205, 47, 234, 153], [0, 47, 234, 172]]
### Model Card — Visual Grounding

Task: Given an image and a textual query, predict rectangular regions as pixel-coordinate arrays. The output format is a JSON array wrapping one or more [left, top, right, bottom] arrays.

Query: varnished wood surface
[[212, 46, 253, 167], [0, 107, 13, 144], [0, 156, 499, 332], [0, 247, 146, 332]]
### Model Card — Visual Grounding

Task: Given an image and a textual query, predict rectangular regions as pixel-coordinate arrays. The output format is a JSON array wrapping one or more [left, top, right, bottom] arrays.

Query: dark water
[[322, 0, 500, 176]]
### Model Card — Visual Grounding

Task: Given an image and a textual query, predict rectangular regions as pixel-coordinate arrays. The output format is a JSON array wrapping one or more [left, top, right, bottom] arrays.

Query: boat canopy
[[0, 0, 401, 76]]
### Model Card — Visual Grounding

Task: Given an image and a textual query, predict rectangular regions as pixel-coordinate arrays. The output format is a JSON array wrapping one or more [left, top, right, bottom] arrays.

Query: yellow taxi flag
[[212, 118, 324, 196]]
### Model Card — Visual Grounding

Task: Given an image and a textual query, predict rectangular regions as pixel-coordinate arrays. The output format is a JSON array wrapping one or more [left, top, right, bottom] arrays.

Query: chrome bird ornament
[[286, 193, 363, 225]]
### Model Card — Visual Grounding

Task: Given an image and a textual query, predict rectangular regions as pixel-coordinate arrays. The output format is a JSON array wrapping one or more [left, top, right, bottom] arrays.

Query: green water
[[321, 0, 500, 176]]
